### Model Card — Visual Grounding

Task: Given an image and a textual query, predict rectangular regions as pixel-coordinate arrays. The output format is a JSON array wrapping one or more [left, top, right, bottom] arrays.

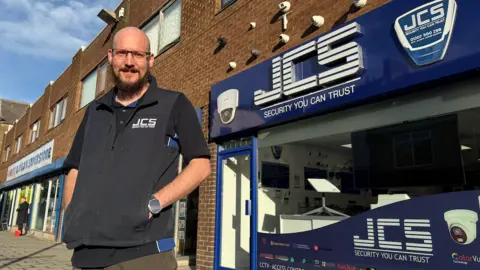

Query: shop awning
[[0, 157, 66, 192]]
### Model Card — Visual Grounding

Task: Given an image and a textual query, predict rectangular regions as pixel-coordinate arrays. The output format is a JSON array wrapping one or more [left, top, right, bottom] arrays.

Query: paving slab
[[0, 232, 196, 269]]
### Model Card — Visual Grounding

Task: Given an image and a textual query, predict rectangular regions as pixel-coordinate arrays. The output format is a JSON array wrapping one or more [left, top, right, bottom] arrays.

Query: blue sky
[[0, 0, 120, 103]]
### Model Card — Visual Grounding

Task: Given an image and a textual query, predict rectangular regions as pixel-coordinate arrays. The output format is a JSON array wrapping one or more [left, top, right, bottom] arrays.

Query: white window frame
[[80, 69, 98, 108], [4, 145, 11, 161], [49, 96, 68, 129], [141, 0, 182, 56], [30, 120, 41, 143], [15, 135, 23, 154]]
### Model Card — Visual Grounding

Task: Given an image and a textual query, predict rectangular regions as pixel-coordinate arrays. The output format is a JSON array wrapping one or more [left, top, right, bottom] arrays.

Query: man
[[62, 27, 211, 269], [16, 196, 29, 235]]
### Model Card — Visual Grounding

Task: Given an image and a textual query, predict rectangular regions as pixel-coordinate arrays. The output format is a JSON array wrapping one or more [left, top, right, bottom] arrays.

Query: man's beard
[[111, 67, 150, 100]]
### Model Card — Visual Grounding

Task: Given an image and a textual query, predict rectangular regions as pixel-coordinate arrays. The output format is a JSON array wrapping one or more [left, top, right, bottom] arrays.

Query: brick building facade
[[0, 0, 391, 269]]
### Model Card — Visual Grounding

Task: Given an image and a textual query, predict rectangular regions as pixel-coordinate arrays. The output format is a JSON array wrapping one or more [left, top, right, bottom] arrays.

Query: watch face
[[149, 199, 162, 213]]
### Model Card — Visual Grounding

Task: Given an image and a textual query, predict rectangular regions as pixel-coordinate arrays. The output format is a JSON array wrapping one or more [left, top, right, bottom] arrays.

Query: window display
[[32, 177, 60, 233], [257, 107, 480, 236]]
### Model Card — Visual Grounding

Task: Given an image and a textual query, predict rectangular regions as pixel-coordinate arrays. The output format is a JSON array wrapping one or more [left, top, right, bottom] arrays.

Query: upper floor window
[[16, 135, 23, 154], [5, 145, 11, 161], [30, 120, 41, 143], [81, 61, 108, 108], [221, 0, 236, 9], [142, 0, 182, 56], [49, 96, 68, 129]]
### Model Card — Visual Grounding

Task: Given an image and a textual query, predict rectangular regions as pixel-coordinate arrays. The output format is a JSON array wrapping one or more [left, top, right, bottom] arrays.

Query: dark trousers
[[76, 250, 178, 270], [17, 223, 26, 235]]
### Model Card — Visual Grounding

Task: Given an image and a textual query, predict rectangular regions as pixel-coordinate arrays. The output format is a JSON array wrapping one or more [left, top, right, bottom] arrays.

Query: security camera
[[444, 210, 478, 245], [353, 0, 367, 8], [278, 1, 291, 12], [279, 33, 290, 44], [217, 89, 239, 125], [312, 15, 325, 27]]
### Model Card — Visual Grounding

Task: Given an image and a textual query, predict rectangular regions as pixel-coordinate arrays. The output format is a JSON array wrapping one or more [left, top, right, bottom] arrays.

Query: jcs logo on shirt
[[132, 118, 157, 129]]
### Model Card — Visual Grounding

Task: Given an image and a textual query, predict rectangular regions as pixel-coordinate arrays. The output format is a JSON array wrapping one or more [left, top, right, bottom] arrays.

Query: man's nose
[[125, 53, 135, 66]]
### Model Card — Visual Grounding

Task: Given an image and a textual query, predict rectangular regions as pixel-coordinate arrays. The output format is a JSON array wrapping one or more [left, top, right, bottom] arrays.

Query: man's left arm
[[152, 93, 211, 210]]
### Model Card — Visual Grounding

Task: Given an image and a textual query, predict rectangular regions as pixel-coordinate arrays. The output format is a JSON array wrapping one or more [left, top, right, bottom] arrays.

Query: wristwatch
[[148, 195, 162, 215]]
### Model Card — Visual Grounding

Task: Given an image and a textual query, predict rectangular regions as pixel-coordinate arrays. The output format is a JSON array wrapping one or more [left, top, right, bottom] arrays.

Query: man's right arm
[[62, 109, 88, 210], [63, 169, 78, 210]]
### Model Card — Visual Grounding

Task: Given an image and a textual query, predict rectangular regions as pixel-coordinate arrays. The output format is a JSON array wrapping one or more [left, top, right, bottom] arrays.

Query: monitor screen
[[351, 114, 465, 189]]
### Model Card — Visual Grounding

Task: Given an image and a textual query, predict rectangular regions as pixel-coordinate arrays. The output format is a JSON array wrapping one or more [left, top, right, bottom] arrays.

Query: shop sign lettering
[[6, 140, 54, 181], [353, 218, 433, 264], [254, 22, 363, 106]]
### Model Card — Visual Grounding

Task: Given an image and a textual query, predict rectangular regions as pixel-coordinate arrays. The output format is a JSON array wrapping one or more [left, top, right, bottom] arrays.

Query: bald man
[[62, 27, 211, 270]]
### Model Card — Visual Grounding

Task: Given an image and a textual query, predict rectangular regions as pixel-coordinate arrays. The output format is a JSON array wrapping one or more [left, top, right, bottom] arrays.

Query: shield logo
[[394, 0, 457, 66]]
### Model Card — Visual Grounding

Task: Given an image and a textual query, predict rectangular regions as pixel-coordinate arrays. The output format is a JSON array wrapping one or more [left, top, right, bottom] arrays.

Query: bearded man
[[62, 27, 211, 270]]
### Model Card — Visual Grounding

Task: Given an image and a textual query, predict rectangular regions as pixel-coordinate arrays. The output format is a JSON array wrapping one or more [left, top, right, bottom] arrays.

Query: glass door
[[215, 149, 255, 270]]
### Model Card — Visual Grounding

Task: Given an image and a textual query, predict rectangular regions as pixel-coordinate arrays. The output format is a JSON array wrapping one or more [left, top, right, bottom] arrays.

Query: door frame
[[214, 138, 258, 270]]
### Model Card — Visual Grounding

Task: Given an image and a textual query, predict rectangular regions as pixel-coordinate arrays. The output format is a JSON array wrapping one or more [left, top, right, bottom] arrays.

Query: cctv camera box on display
[[258, 190, 480, 269]]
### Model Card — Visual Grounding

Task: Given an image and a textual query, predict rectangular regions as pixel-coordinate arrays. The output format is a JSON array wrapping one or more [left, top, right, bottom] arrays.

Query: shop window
[[30, 120, 41, 144], [31, 178, 60, 233], [49, 96, 67, 129], [0, 190, 15, 228], [4, 145, 11, 161], [255, 99, 476, 238], [15, 135, 23, 154], [141, 0, 182, 56]]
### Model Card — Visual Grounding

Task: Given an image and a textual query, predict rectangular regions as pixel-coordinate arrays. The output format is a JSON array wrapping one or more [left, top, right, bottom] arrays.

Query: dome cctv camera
[[278, 1, 291, 12], [217, 89, 239, 125], [444, 210, 479, 245], [279, 33, 290, 44], [353, 0, 367, 8], [312, 16, 325, 27]]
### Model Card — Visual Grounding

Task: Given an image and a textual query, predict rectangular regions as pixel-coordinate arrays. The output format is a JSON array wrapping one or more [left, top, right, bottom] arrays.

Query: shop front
[[210, 0, 480, 269], [0, 140, 66, 241]]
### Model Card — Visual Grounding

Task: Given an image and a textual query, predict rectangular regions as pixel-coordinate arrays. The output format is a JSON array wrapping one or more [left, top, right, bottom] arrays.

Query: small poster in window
[[178, 220, 185, 230], [178, 231, 185, 240], [179, 202, 186, 218]]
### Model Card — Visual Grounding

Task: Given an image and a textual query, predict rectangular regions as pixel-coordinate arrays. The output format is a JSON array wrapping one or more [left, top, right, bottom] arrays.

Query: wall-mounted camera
[[217, 89, 239, 125], [279, 33, 290, 44], [444, 209, 478, 245], [312, 15, 325, 28], [353, 0, 367, 8], [278, 1, 291, 13]]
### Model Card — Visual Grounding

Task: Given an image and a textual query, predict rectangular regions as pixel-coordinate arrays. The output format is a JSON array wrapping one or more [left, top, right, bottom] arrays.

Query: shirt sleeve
[[64, 107, 89, 171], [172, 93, 211, 164]]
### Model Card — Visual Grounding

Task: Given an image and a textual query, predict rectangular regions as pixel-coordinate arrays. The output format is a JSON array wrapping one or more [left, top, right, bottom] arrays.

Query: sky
[[0, 0, 121, 103]]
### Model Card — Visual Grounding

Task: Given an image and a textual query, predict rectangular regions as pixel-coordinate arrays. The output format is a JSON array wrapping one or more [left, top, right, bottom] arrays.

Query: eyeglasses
[[112, 49, 152, 61]]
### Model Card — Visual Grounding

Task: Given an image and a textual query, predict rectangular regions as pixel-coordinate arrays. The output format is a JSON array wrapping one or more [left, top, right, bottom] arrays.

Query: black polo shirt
[[64, 90, 210, 268]]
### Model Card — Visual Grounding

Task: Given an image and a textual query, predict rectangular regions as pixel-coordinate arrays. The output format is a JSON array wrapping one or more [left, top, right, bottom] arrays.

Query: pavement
[[0, 232, 196, 270]]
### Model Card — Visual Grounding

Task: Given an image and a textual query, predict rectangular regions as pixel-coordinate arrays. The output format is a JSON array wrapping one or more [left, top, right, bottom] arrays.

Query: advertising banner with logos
[[209, 0, 480, 140], [6, 140, 54, 181], [258, 190, 480, 270]]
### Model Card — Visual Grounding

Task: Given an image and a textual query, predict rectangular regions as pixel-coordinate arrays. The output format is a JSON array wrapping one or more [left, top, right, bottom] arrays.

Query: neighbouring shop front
[[0, 140, 66, 242], [209, 1, 480, 270]]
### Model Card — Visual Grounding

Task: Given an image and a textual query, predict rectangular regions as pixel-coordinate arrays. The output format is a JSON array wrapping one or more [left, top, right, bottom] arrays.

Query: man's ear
[[108, 49, 113, 65], [148, 54, 155, 69]]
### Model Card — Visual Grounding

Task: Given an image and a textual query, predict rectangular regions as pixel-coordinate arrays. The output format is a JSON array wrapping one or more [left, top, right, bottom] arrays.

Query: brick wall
[[0, 0, 391, 268]]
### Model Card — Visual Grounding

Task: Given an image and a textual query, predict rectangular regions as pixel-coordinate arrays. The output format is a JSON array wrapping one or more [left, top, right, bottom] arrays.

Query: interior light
[[341, 144, 352, 148], [461, 145, 471, 150]]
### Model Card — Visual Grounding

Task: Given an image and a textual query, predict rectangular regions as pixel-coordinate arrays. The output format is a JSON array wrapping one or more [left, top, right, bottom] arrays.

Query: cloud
[[0, 0, 120, 61]]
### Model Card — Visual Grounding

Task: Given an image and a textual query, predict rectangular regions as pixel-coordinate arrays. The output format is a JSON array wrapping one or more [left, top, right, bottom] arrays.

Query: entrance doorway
[[214, 144, 257, 270]]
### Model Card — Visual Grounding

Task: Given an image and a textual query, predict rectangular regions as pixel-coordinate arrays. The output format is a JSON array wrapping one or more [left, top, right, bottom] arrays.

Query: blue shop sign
[[209, 0, 480, 139]]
